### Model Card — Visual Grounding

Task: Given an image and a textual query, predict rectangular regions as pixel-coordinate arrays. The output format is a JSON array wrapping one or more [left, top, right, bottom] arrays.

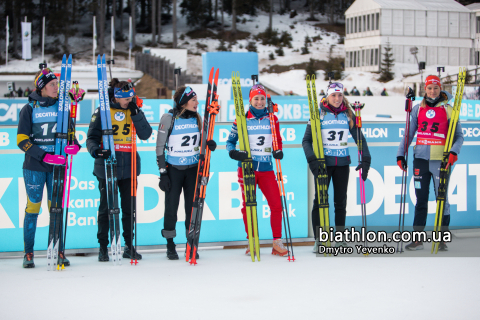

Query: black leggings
[[312, 165, 350, 239], [163, 165, 198, 234], [96, 177, 135, 247]]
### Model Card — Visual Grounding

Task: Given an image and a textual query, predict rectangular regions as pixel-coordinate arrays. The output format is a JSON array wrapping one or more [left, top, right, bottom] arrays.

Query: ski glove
[[94, 149, 111, 159], [397, 156, 407, 172], [206, 140, 217, 151], [355, 157, 371, 181], [307, 155, 321, 177], [229, 150, 249, 161], [43, 154, 66, 165], [272, 150, 283, 160], [447, 151, 458, 169], [159, 174, 171, 192], [128, 100, 139, 116], [64, 145, 80, 156]]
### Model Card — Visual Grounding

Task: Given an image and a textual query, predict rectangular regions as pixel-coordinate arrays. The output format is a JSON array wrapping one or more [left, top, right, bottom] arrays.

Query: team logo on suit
[[114, 112, 126, 121]]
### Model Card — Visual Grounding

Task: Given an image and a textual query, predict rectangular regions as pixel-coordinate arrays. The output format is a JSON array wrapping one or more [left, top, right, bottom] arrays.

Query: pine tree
[[379, 42, 395, 82]]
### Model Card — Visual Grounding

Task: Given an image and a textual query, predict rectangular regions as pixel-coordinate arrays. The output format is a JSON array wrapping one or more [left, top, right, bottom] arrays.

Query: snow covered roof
[[466, 3, 480, 11], [345, 0, 471, 15]]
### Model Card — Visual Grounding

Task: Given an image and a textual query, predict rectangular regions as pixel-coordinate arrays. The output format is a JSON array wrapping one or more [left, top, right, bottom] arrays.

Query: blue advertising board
[[0, 123, 308, 252], [202, 52, 258, 100], [0, 121, 479, 252]]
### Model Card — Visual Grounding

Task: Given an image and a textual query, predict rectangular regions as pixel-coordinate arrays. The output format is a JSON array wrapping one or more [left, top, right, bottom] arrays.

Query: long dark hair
[[173, 86, 202, 128]]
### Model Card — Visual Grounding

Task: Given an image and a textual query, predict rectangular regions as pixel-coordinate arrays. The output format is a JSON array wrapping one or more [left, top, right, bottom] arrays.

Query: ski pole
[[267, 95, 295, 261], [251, 74, 258, 86], [130, 119, 138, 265], [351, 101, 368, 251], [397, 87, 414, 253]]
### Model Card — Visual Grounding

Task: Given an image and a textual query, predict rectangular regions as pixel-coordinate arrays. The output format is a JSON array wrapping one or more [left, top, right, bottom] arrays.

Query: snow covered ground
[[1, 3, 460, 98], [1, 244, 479, 320]]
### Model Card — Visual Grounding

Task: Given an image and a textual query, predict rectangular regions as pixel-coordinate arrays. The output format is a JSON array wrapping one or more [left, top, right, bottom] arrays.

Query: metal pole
[[111, 17, 114, 61], [174, 68, 181, 90], [93, 16, 96, 64], [129, 16, 132, 69], [42, 16, 45, 63], [6, 16, 8, 66]]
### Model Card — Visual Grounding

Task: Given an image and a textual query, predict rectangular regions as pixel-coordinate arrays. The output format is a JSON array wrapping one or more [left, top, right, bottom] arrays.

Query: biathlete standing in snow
[[87, 81, 152, 262], [17, 68, 81, 268], [396, 75, 463, 251], [303, 82, 371, 250], [226, 84, 289, 257], [156, 86, 217, 260]]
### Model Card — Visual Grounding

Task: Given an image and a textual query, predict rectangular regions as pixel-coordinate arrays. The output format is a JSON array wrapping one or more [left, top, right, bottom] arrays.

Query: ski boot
[[58, 252, 70, 267], [438, 242, 448, 251], [405, 241, 424, 251], [166, 242, 179, 260], [123, 246, 142, 260], [313, 241, 319, 253], [98, 246, 109, 262], [272, 239, 288, 256], [23, 253, 35, 268]]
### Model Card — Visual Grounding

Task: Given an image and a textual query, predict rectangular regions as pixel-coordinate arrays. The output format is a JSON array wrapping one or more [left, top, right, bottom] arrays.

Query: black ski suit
[[86, 103, 152, 247]]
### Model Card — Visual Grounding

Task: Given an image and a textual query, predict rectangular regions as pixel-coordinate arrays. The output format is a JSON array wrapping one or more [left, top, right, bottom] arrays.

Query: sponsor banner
[[0, 99, 93, 125], [202, 52, 259, 100], [0, 122, 479, 252]]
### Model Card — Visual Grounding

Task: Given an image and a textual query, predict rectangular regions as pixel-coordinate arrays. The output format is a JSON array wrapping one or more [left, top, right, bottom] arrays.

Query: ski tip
[[56, 264, 60, 271], [130, 259, 134, 265], [61, 264, 65, 270]]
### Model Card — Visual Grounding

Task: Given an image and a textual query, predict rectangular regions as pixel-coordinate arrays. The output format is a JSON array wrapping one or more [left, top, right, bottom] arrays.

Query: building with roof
[[344, 0, 476, 71], [466, 3, 480, 65]]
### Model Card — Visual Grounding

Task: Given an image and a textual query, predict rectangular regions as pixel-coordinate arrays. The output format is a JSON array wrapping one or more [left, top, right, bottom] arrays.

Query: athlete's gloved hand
[[159, 173, 171, 192], [307, 155, 320, 177], [272, 150, 283, 160], [94, 149, 111, 159], [43, 153, 66, 165], [206, 140, 217, 151], [64, 145, 80, 156], [397, 156, 407, 172], [229, 150, 248, 161], [355, 157, 371, 181], [446, 151, 458, 169], [128, 99, 139, 116]]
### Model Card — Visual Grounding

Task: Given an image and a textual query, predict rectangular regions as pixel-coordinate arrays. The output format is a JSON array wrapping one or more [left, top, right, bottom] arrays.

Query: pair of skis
[[97, 54, 122, 265], [232, 71, 260, 262], [266, 95, 295, 261], [47, 54, 72, 271], [186, 67, 220, 265], [431, 68, 465, 253], [306, 75, 331, 255]]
